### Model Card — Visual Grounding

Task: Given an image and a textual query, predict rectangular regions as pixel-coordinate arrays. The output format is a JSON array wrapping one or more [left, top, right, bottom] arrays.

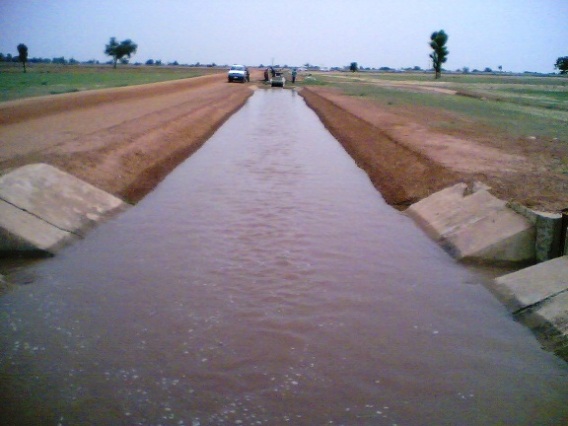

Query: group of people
[[263, 67, 298, 84]]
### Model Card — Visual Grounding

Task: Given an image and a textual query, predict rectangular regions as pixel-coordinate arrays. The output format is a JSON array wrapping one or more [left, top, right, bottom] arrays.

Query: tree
[[105, 37, 137, 68], [17, 43, 28, 73], [350, 62, 358, 72], [429, 30, 449, 79], [554, 56, 568, 74]]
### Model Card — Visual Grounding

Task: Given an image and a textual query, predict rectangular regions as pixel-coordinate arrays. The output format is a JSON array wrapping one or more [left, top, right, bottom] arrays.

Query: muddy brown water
[[1, 89, 567, 425]]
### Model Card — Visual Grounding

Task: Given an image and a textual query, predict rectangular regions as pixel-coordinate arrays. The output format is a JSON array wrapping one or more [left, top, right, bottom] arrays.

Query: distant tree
[[146, 59, 155, 65], [350, 62, 358, 72], [52, 56, 67, 64], [484, 67, 493, 73], [429, 30, 449, 79], [462, 66, 470, 73], [554, 56, 568, 74], [498, 65, 503, 72], [17, 43, 28, 73], [6, 53, 13, 62], [105, 37, 138, 68]]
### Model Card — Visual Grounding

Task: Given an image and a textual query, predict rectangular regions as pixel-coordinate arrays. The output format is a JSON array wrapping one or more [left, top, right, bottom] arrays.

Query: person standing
[[291, 68, 297, 84]]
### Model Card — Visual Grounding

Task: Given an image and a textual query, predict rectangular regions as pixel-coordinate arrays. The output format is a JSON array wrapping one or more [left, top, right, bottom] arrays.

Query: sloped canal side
[[1, 89, 567, 425]]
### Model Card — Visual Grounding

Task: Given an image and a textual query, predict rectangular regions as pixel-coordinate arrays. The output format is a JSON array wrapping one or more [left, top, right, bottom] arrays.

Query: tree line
[[5, 35, 568, 77]]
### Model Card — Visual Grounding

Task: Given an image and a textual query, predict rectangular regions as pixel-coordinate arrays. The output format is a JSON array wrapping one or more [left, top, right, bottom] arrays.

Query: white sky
[[1, 0, 566, 73]]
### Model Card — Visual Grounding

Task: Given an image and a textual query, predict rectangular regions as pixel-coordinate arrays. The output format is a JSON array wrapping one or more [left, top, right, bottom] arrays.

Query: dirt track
[[1, 73, 567, 213]]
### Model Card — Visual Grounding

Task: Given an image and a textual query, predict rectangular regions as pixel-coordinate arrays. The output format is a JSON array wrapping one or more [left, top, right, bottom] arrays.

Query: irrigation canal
[[1, 89, 567, 425]]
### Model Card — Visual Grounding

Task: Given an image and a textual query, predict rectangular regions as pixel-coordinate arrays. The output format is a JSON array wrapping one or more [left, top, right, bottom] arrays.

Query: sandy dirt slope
[[1, 74, 566, 213], [301, 86, 568, 213], [0, 73, 254, 203]]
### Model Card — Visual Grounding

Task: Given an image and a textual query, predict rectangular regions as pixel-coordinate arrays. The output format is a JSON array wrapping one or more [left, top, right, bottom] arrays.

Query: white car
[[228, 65, 250, 83]]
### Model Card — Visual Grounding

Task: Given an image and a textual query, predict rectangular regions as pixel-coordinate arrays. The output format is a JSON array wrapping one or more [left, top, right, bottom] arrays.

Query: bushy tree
[[554, 56, 568, 74], [350, 62, 358, 72], [105, 37, 138, 68], [429, 30, 449, 79], [17, 43, 28, 73]]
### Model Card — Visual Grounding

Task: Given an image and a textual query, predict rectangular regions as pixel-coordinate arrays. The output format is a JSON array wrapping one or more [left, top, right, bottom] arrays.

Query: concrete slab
[[494, 255, 568, 313], [406, 182, 535, 263], [442, 208, 535, 262], [0, 163, 128, 254], [0, 164, 126, 233], [0, 200, 74, 254], [495, 257, 568, 359], [508, 202, 563, 262], [531, 291, 568, 337]]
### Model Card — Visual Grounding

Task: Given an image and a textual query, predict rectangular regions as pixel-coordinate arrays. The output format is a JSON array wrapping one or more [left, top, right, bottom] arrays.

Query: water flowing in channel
[[1, 89, 567, 425]]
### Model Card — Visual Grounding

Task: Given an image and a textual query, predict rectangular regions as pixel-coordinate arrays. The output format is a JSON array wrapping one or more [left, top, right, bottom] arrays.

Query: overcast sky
[[1, 0, 566, 73]]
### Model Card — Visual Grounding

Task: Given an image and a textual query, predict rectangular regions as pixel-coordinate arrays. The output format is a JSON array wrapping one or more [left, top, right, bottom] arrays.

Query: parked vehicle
[[270, 71, 285, 87], [228, 65, 250, 83]]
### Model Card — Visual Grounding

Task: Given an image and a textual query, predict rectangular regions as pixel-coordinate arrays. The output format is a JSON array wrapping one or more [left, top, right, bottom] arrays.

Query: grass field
[[0, 63, 223, 102], [302, 71, 568, 141]]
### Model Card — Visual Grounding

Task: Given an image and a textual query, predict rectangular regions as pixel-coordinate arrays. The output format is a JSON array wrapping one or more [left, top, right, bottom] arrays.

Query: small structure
[[0, 163, 128, 255], [271, 71, 286, 88], [405, 182, 536, 264]]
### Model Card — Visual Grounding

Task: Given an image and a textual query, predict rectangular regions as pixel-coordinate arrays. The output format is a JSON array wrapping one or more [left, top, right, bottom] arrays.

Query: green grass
[[0, 63, 222, 102], [303, 71, 568, 141]]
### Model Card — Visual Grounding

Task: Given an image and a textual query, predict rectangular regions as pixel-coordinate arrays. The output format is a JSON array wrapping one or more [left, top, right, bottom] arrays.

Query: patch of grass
[[0, 63, 222, 102], [300, 76, 329, 86], [314, 72, 568, 142]]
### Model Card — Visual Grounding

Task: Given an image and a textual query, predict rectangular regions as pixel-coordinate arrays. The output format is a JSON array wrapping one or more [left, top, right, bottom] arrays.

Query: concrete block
[[0, 200, 74, 254], [442, 208, 535, 262], [531, 291, 568, 336], [406, 182, 535, 263], [0, 163, 128, 254], [0, 164, 126, 233], [494, 255, 568, 312], [508, 202, 562, 262]]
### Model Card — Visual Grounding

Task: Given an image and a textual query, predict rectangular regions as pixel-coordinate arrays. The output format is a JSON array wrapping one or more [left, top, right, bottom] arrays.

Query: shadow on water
[[1, 89, 567, 425]]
